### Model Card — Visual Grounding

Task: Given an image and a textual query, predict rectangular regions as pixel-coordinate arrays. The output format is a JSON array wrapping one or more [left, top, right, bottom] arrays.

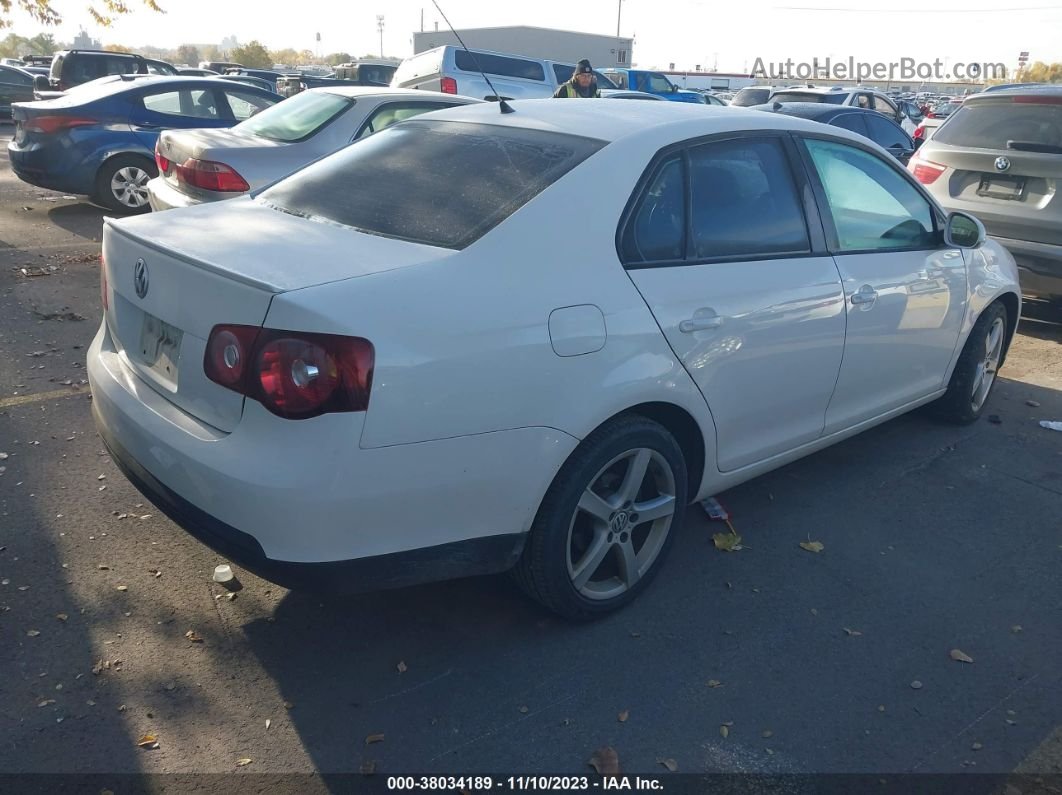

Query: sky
[[5, 0, 1062, 76]]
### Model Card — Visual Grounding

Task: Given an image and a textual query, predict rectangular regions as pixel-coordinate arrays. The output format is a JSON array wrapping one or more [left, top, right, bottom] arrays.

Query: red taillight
[[911, 158, 946, 185], [24, 115, 97, 134], [99, 254, 108, 312], [204, 325, 374, 420], [154, 140, 170, 173], [913, 123, 925, 141], [1013, 95, 1062, 105], [926, 111, 936, 119], [440, 76, 457, 95], [175, 158, 250, 193]]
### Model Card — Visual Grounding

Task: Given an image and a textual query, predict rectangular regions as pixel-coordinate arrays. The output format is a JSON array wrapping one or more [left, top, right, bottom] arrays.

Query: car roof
[[750, 102, 877, 120], [411, 98, 869, 145], [965, 85, 1062, 102], [773, 86, 858, 95]]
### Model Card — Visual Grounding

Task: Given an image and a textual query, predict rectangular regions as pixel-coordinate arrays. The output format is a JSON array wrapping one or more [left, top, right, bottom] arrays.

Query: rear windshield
[[259, 120, 605, 249], [392, 50, 443, 86], [934, 99, 1062, 150], [730, 88, 771, 107], [771, 91, 846, 105], [237, 90, 353, 142]]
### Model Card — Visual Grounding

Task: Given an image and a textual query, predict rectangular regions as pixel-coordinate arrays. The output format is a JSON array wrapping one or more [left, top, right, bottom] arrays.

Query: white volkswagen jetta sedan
[[89, 100, 1021, 620]]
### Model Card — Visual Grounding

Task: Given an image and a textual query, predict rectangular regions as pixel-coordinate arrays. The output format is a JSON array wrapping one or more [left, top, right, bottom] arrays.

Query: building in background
[[412, 25, 633, 68], [71, 28, 101, 50], [662, 71, 758, 91]]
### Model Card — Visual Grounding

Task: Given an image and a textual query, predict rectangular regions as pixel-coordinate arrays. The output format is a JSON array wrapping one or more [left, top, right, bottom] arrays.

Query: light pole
[[377, 15, 385, 58], [616, 0, 623, 38]]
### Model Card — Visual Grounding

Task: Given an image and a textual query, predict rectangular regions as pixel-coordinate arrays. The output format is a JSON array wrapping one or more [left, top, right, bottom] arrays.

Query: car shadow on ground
[[238, 378, 1062, 782], [46, 202, 109, 241]]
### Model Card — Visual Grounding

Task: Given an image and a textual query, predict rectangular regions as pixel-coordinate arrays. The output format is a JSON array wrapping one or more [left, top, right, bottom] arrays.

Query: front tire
[[513, 416, 688, 621], [94, 154, 157, 214], [931, 301, 1008, 425]]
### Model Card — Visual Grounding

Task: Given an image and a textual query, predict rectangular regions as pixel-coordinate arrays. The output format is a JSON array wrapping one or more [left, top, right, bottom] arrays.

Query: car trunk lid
[[156, 127, 284, 192]]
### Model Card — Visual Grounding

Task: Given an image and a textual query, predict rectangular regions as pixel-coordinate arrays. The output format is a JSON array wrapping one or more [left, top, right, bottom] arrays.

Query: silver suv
[[910, 86, 1062, 301]]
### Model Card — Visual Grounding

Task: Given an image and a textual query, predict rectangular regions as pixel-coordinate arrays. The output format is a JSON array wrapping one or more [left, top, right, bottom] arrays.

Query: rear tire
[[512, 415, 688, 621], [930, 301, 1008, 425], [94, 154, 157, 214]]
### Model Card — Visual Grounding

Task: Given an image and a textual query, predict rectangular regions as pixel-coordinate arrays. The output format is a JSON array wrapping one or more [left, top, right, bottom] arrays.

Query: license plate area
[[977, 174, 1026, 200], [137, 313, 183, 386]]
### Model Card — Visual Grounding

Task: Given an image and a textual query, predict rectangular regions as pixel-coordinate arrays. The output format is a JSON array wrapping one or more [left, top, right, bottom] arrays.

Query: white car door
[[624, 134, 847, 472], [797, 136, 968, 434]]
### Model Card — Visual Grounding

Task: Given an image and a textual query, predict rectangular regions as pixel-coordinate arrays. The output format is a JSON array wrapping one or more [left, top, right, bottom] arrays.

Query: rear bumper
[[87, 321, 576, 591], [96, 413, 525, 593], [146, 176, 226, 211], [993, 235, 1062, 299], [8, 141, 92, 194]]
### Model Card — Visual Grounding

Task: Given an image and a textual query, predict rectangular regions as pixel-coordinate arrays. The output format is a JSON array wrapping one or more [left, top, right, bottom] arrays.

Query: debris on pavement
[[588, 747, 620, 775], [800, 540, 825, 553], [1039, 421, 1062, 432], [949, 649, 974, 663], [911, 680, 924, 690], [658, 758, 678, 772], [136, 734, 159, 750]]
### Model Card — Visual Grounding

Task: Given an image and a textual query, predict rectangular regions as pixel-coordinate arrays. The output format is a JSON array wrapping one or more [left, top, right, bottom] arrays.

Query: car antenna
[[430, 0, 514, 114]]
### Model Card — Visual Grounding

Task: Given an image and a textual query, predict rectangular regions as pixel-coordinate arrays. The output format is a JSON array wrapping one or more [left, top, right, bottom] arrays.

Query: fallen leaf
[[365, 733, 385, 745], [800, 541, 825, 553], [236, 758, 252, 767], [657, 758, 678, 772], [878, 705, 886, 713], [588, 747, 620, 776], [618, 710, 629, 723], [56, 613, 68, 621], [707, 680, 723, 688], [27, 629, 40, 637], [1026, 400, 1041, 408], [283, 701, 294, 710], [972, 742, 983, 751], [519, 706, 529, 714], [1011, 626, 1023, 634], [911, 680, 924, 690], [91, 660, 104, 675], [360, 760, 377, 775], [98, 565, 109, 571], [950, 649, 974, 664], [843, 628, 862, 637], [136, 734, 159, 750], [762, 729, 774, 738], [397, 661, 408, 673], [118, 704, 126, 712], [712, 532, 743, 552], [720, 725, 730, 738], [265, 719, 271, 730], [184, 630, 203, 643], [116, 585, 128, 592], [810, 608, 818, 616], [148, 569, 161, 578], [1006, 719, 1017, 726], [38, 699, 55, 707], [225, 592, 237, 601]]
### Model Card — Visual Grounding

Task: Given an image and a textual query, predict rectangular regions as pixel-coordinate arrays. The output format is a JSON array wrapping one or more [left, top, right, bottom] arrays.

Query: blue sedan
[[8, 75, 279, 213]]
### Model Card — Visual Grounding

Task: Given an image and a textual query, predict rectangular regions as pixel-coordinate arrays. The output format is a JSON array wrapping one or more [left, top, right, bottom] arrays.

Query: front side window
[[805, 138, 937, 252], [872, 94, 897, 115], [0, 65, 33, 86], [223, 90, 276, 121], [688, 138, 810, 259], [260, 120, 604, 249], [622, 156, 685, 263]]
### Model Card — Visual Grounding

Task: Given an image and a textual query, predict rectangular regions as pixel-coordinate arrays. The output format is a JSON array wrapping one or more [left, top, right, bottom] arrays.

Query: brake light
[[154, 140, 170, 173], [99, 254, 108, 312], [913, 123, 925, 141], [175, 158, 250, 192], [911, 158, 946, 185], [440, 76, 457, 94], [204, 325, 374, 420], [1013, 95, 1062, 105], [24, 115, 97, 134]]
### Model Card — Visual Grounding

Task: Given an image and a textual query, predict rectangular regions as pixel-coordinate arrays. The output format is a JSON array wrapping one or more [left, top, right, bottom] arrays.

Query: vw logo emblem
[[610, 511, 629, 534], [994, 156, 1011, 172], [133, 258, 149, 299]]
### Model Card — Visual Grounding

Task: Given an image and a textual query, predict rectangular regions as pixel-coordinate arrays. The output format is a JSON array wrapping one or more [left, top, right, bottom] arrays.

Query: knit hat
[[575, 59, 593, 75]]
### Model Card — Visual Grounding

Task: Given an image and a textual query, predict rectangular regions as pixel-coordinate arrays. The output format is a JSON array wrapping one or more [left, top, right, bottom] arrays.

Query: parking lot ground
[[1, 126, 1061, 784]]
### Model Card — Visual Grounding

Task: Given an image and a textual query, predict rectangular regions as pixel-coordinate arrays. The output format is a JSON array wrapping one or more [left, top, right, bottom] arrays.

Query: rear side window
[[237, 90, 352, 141], [865, 115, 912, 151], [260, 120, 605, 249], [142, 89, 219, 119], [223, 90, 276, 121], [688, 138, 810, 259], [934, 99, 1062, 150], [831, 112, 869, 137], [622, 156, 685, 263], [454, 51, 544, 81], [354, 101, 458, 140]]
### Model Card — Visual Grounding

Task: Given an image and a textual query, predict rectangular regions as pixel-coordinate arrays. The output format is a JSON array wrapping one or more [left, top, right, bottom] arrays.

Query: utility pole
[[377, 15, 385, 58], [616, 0, 623, 37]]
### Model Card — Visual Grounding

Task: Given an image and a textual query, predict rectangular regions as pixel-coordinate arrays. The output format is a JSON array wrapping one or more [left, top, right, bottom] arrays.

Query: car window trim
[[218, 87, 278, 123], [617, 130, 827, 270], [792, 131, 948, 256]]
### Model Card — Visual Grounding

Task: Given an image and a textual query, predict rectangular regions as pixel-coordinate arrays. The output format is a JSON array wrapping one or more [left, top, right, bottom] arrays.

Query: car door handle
[[679, 316, 723, 333], [850, 289, 878, 305]]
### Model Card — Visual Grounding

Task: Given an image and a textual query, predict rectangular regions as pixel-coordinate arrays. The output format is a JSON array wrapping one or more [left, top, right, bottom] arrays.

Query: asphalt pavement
[[1, 127, 1061, 790]]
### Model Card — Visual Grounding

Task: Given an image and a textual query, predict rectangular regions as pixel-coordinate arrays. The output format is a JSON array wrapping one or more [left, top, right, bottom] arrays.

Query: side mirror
[[944, 211, 985, 249], [33, 74, 49, 92]]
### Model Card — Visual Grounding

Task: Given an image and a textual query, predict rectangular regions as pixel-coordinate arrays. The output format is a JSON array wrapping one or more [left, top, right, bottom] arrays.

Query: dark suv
[[44, 50, 178, 92]]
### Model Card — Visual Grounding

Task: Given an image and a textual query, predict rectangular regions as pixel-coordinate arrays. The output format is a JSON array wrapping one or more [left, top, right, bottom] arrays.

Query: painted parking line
[[0, 385, 88, 409]]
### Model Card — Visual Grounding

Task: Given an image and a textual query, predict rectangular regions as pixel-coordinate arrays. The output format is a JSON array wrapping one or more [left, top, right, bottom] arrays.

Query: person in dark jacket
[[554, 59, 600, 98]]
